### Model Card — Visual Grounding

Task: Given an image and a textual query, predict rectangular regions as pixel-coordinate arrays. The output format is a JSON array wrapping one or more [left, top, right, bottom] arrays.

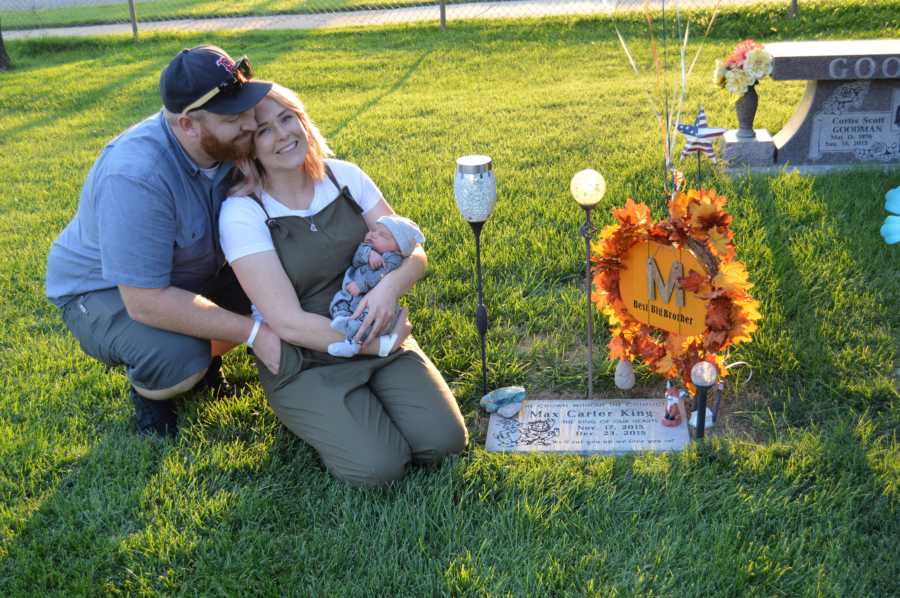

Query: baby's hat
[[377, 215, 425, 257]]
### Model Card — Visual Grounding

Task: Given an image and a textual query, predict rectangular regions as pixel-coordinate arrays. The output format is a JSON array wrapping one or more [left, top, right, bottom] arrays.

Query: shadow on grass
[[454, 421, 897, 595], [0, 430, 170, 592], [0, 58, 162, 145], [739, 170, 898, 422], [326, 48, 432, 139]]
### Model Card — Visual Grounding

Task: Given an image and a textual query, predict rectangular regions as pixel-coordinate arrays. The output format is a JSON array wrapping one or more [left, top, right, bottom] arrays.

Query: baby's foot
[[328, 340, 359, 358], [378, 333, 399, 357]]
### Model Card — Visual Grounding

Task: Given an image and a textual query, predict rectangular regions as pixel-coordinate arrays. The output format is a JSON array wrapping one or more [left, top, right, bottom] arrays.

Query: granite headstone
[[485, 398, 690, 454], [768, 40, 900, 166]]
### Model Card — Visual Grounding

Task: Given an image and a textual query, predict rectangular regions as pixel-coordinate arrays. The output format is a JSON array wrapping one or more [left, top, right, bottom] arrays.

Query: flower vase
[[735, 85, 758, 139]]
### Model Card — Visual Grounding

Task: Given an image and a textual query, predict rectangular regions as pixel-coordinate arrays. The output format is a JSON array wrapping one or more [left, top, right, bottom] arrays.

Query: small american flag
[[677, 106, 725, 163]]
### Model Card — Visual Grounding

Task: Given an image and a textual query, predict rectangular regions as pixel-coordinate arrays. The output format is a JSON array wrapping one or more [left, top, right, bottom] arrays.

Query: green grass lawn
[[1, 3, 899, 595]]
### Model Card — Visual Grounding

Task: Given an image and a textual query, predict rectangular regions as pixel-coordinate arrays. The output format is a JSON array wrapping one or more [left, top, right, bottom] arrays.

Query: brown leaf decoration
[[706, 298, 733, 330], [679, 270, 708, 293]]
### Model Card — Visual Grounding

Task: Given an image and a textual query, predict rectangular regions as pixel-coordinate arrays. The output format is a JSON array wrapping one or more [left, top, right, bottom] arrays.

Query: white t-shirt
[[219, 159, 384, 263]]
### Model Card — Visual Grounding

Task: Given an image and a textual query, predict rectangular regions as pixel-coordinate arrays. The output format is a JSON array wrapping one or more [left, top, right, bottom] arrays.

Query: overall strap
[[248, 192, 276, 225], [324, 164, 364, 215]]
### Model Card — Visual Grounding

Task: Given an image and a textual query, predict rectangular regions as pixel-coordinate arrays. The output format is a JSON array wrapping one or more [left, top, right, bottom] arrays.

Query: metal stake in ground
[[690, 360, 718, 440], [454, 155, 497, 397], [570, 169, 607, 400]]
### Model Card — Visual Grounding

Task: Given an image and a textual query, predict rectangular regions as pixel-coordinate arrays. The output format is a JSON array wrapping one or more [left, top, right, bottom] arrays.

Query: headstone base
[[722, 129, 775, 167], [485, 398, 690, 454]]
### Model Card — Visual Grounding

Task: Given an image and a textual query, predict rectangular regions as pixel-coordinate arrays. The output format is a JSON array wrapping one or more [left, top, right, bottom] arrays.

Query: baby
[[327, 215, 425, 358]]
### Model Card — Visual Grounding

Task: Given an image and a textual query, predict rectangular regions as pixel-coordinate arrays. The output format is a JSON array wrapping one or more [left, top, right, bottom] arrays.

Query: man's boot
[[130, 388, 177, 437], [195, 356, 235, 398]]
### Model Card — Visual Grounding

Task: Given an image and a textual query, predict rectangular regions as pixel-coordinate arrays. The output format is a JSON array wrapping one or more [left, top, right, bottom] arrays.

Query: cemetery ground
[[1, 4, 898, 595]]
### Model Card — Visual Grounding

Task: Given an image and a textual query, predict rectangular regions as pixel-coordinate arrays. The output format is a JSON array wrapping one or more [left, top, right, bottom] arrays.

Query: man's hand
[[347, 281, 361, 296], [368, 251, 384, 269], [252, 323, 281, 375]]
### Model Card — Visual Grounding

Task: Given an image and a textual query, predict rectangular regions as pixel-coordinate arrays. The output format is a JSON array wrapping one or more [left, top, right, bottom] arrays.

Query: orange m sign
[[617, 240, 708, 336]]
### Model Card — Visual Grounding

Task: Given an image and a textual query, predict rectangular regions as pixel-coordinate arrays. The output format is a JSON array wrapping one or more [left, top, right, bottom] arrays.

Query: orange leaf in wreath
[[708, 227, 735, 260], [654, 354, 675, 377], [669, 191, 692, 223], [689, 202, 720, 232], [613, 198, 651, 228], [713, 261, 753, 297], [609, 335, 628, 360]]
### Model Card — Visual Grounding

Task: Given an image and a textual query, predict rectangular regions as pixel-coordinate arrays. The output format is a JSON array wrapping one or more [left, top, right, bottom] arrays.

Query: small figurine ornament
[[661, 380, 683, 427], [614, 359, 636, 390]]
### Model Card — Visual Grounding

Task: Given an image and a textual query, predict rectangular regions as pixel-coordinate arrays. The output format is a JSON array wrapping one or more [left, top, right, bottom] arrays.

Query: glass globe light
[[454, 155, 496, 223], [570, 169, 607, 207], [690, 361, 719, 388]]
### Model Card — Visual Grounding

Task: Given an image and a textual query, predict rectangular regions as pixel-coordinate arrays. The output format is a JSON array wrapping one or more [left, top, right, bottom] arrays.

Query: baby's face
[[365, 223, 400, 254]]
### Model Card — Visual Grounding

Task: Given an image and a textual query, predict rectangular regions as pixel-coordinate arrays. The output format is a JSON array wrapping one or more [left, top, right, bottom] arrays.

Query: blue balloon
[[882, 215, 900, 245], [886, 186, 900, 216]]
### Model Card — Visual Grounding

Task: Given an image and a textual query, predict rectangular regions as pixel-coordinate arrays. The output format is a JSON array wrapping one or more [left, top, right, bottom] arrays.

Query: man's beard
[[199, 127, 253, 163]]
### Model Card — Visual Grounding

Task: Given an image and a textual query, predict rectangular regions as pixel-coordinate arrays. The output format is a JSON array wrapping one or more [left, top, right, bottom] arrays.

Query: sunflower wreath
[[591, 189, 761, 391]]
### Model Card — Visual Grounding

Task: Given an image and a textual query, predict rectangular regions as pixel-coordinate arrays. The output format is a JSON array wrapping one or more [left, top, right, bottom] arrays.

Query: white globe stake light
[[690, 360, 719, 440], [570, 169, 606, 400], [454, 155, 497, 397]]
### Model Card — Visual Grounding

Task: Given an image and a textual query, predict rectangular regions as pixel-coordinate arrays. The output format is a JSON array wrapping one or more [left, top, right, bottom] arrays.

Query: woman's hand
[[352, 280, 399, 344]]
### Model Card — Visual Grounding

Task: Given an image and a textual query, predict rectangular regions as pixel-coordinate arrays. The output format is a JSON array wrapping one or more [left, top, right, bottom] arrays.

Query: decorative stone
[[765, 40, 900, 166], [723, 128, 776, 167], [485, 398, 690, 454], [479, 386, 526, 413], [497, 402, 523, 419], [614, 359, 635, 390]]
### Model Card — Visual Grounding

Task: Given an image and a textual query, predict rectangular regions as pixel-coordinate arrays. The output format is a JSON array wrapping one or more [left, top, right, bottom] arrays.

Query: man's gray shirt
[[46, 112, 232, 307]]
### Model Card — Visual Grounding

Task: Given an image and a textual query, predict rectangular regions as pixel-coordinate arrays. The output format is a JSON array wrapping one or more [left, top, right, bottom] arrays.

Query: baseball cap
[[160, 45, 272, 114]]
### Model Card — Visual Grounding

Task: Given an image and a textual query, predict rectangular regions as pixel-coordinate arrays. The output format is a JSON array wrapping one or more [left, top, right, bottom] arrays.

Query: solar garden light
[[454, 155, 497, 397], [570, 169, 607, 400], [690, 361, 719, 440]]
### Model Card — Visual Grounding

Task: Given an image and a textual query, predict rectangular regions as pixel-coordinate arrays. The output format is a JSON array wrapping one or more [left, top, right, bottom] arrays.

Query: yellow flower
[[712, 60, 727, 87], [744, 49, 773, 81], [725, 67, 753, 95]]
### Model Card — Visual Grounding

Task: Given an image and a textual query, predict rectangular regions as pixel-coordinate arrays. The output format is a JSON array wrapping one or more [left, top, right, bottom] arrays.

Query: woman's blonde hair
[[231, 82, 334, 196]]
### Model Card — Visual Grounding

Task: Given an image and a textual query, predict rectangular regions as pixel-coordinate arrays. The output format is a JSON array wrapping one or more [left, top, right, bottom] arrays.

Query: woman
[[219, 83, 468, 486]]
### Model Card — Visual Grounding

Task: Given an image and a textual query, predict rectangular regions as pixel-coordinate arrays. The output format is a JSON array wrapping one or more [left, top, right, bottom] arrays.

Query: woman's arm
[[230, 251, 344, 352], [230, 250, 410, 354]]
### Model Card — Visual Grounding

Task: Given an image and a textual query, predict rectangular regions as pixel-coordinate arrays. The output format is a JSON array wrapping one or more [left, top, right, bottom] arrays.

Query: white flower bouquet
[[714, 39, 773, 96]]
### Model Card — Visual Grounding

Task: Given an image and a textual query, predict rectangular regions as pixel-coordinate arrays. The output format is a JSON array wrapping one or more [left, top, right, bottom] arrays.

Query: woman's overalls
[[249, 167, 467, 486]]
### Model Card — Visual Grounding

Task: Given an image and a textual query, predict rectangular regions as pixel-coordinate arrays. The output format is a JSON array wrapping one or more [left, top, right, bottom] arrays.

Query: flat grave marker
[[485, 398, 690, 454]]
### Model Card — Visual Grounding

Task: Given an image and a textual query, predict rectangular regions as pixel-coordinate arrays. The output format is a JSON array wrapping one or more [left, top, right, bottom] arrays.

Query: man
[[46, 45, 281, 438]]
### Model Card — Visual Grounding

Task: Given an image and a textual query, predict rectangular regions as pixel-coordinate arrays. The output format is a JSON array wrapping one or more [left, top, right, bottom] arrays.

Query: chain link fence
[[1, 0, 778, 37]]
